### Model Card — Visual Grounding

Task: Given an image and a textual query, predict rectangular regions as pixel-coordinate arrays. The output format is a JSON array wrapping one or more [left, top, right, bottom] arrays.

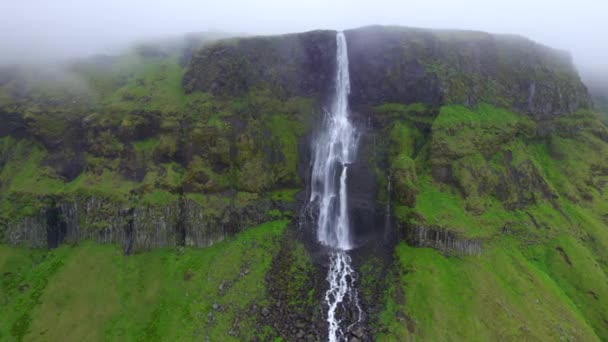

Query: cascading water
[[309, 31, 363, 342]]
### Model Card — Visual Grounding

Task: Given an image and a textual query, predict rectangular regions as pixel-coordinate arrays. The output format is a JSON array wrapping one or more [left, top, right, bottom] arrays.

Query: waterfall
[[309, 31, 363, 342]]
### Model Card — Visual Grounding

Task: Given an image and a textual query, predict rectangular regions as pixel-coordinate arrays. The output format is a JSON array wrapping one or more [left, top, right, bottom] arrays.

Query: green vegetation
[[376, 102, 608, 339], [267, 188, 299, 202], [1, 28, 607, 342], [0, 220, 289, 341], [377, 241, 601, 341]]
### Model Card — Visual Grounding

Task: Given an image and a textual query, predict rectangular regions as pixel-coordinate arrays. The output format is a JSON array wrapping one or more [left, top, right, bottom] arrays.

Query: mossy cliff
[[186, 26, 591, 118], [0, 33, 311, 251], [1, 26, 607, 341]]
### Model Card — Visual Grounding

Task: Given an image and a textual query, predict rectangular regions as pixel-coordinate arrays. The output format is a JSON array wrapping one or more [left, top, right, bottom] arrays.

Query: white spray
[[309, 31, 363, 342]]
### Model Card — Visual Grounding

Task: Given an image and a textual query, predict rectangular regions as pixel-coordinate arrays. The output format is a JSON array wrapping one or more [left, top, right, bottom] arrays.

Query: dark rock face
[[345, 26, 591, 118], [4, 194, 292, 252], [347, 118, 383, 247], [402, 224, 482, 256], [186, 25, 591, 118], [345, 27, 443, 107], [0, 110, 27, 138], [45, 202, 67, 248], [183, 30, 337, 101]]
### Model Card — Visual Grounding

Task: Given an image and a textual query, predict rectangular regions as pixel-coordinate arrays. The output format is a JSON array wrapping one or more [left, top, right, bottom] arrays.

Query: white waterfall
[[310, 31, 357, 250], [309, 31, 363, 342]]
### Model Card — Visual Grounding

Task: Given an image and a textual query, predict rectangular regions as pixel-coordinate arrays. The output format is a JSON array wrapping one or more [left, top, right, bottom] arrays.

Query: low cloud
[[1, 0, 606, 72]]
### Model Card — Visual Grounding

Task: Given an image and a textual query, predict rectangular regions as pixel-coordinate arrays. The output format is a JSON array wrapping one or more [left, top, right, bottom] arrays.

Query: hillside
[[1, 26, 607, 341]]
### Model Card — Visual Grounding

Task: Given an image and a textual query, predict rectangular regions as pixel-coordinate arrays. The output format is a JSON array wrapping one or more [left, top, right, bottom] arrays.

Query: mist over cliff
[[0, 2, 607, 340], [1, 0, 607, 70]]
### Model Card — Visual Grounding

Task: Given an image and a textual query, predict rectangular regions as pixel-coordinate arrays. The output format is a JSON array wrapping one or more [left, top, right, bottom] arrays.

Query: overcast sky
[[1, 0, 606, 70]]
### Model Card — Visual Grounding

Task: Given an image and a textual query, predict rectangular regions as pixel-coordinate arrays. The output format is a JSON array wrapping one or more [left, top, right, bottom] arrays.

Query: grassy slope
[[375, 103, 608, 341], [377, 241, 601, 341], [0, 220, 288, 341]]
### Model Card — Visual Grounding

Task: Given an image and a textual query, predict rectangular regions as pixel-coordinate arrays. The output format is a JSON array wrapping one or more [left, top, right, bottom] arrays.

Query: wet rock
[[4, 192, 280, 252], [184, 30, 337, 101]]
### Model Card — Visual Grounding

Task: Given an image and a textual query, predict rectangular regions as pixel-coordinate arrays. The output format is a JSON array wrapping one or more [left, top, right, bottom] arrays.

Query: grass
[[411, 174, 533, 239], [0, 220, 289, 341], [377, 240, 601, 341]]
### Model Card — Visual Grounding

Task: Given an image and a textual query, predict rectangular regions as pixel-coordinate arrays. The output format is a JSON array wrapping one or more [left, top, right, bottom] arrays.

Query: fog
[[1, 0, 607, 72]]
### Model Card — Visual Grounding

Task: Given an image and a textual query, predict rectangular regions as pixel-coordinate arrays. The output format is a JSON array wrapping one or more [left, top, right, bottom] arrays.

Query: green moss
[[185, 193, 231, 217], [133, 138, 159, 154], [433, 103, 524, 128], [207, 112, 225, 129], [141, 190, 179, 206], [62, 170, 135, 201], [237, 157, 274, 193], [431, 104, 534, 163], [388, 120, 419, 158], [0, 140, 64, 195], [267, 188, 300, 202], [265, 114, 305, 184]]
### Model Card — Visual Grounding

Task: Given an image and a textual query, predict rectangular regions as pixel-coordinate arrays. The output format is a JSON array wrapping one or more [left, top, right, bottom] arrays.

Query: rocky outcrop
[[0, 110, 27, 138], [345, 27, 443, 108], [3, 194, 290, 253], [403, 224, 482, 255]]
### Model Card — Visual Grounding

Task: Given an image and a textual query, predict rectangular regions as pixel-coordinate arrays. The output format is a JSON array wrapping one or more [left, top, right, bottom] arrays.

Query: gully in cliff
[[309, 31, 364, 342]]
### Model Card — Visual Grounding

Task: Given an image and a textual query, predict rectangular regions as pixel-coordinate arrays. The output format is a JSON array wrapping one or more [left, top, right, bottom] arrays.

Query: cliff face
[[186, 26, 591, 118], [346, 26, 591, 119], [0, 25, 596, 251], [1, 26, 608, 342], [183, 30, 337, 100], [0, 33, 314, 251], [3, 193, 287, 252]]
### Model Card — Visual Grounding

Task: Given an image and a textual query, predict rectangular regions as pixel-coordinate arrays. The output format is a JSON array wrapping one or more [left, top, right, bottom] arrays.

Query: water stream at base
[[309, 31, 363, 342]]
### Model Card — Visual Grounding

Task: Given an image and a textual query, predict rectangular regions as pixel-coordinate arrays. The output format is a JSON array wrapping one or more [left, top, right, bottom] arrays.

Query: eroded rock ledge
[[3, 193, 292, 253], [403, 224, 483, 256]]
